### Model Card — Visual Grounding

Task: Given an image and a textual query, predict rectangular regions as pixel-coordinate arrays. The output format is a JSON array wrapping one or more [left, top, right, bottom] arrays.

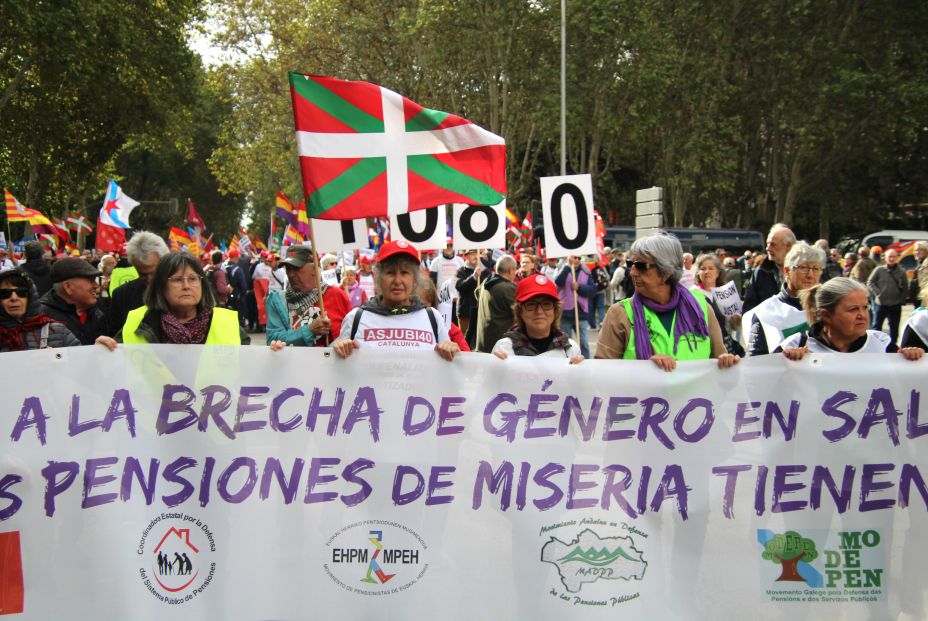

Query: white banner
[[390, 206, 447, 250], [713, 280, 743, 317], [310, 218, 369, 253], [541, 174, 595, 258], [1, 347, 926, 620], [452, 202, 506, 250]]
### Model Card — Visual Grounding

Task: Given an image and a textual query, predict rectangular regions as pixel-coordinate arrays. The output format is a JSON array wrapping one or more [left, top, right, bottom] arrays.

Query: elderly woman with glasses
[[743, 241, 824, 356], [110, 252, 249, 345], [0, 269, 80, 351], [492, 274, 582, 362], [778, 277, 923, 360], [596, 233, 738, 371]]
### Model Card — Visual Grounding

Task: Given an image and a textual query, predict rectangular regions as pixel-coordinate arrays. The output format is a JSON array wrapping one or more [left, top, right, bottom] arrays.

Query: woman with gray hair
[[778, 277, 923, 360], [743, 241, 824, 356], [109, 252, 249, 345], [596, 233, 739, 371], [332, 240, 459, 361]]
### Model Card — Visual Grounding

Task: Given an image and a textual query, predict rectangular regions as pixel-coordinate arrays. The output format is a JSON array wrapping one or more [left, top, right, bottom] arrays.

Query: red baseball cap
[[515, 274, 558, 302], [377, 240, 419, 263], [229, 249, 240, 258]]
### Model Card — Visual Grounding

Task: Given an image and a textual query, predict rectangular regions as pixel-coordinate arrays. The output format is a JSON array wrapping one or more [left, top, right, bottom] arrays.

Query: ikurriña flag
[[289, 73, 506, 220]]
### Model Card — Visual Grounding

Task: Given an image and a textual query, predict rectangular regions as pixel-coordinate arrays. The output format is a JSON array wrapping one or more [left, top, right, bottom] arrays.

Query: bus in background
[[605, 226, 764, 256]]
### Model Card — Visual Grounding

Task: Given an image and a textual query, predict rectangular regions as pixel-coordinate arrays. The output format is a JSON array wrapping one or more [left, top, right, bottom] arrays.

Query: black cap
[[50, 257, 103, 283]]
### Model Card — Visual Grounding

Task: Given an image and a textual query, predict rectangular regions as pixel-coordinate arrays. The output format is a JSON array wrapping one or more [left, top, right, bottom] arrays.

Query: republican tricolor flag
[[289, 73, 506, 220]]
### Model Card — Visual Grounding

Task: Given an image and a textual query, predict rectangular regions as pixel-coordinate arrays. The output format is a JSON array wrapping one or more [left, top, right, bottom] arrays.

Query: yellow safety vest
[[109, 266, 138, 296], [621, 294, 712, 360], [122, 306, 240, 345]]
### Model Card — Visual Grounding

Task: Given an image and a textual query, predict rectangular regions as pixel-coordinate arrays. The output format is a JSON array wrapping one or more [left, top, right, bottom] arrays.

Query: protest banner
[[0, 346, 926, 620], [712, 280, 743, 317]]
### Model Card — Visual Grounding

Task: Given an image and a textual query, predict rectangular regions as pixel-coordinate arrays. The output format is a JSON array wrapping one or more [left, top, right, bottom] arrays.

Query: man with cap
[[492, 274, 582, 362], [265, 244, 350, 347], [332, 240, 459, 360], [38, 257, 107, 344]]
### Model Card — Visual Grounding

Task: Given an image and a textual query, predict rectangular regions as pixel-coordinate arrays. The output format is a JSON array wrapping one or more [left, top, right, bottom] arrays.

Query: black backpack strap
[[350, 309, 364, 340], [426, 307, 440, 342], [799, 331, 808, 348]]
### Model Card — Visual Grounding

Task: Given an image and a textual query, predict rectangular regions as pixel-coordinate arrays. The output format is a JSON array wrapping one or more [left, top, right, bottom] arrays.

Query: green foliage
[[762, 531, 819, 564]]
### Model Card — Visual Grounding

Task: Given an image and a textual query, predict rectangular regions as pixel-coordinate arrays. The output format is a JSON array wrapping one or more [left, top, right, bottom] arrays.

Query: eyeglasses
[[0, 288, 29, 300], [627, 260, 656, 271], [792, 265, 823, 274], [167, 275, 203, 287], [523, 299, 555, 312]]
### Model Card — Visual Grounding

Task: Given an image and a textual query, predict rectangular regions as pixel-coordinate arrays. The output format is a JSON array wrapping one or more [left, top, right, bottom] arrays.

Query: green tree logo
[[761, 531, 819, 582]]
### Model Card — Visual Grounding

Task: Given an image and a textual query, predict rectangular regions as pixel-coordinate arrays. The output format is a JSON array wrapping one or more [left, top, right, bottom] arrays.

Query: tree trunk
[[776, 552, 806, 582]]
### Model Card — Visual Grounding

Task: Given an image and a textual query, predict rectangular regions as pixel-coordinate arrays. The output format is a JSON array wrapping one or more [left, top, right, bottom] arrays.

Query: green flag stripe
[[408, 155, 504, 204], [290, 74, 384, 133], [306, 158, 387, 216], [405, 108, 450, 132]]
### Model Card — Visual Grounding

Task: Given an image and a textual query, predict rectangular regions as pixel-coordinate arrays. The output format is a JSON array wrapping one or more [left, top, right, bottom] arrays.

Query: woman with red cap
[[492, 274, 582, 362], [332, 240, 460, 361]]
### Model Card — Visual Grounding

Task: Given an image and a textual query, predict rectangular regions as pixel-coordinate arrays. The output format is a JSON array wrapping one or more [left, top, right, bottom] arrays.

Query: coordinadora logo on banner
[[137, 512, 217, 605], [324, 520, 429, 595], [540, 519, 648, 607], [758, 529, 886, 604]]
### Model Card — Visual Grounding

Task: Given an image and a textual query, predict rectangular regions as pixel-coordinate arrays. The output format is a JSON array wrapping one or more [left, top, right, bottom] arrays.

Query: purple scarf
[[631, 284, 709, 359], [161, 307, 213, 344]]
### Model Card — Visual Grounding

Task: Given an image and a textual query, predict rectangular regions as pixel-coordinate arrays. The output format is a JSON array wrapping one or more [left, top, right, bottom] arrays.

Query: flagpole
[[305, 218, 330, 345], [570, 262, 580, 339], [6, 219, 17, 266]]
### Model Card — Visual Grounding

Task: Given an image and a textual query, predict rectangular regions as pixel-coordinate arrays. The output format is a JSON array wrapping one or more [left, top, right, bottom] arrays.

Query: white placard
[[390, 206, 447, 250], [321, 268, 339, 286], [540, 174, 595, 259], [713, 280, 743, 317], [452, 202, 506, 250], [310, 218, 369, 253]]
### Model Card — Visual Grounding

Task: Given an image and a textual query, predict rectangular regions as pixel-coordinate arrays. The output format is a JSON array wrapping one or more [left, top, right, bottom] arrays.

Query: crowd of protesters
[[0, 224, 926, 368]]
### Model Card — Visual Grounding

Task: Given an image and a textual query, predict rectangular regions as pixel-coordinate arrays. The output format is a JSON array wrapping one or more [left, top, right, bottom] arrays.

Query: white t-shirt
[[253, 263, 287, 292], [339, 307, 449, 350], [429, 254, 465, 290], [779, 330, 891, 354], [358, 272, 376, 299]]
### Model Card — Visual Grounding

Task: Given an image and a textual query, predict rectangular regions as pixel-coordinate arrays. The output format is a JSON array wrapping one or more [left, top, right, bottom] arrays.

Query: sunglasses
[[0, 288, 29, 300], [627, 260, 657, 271]]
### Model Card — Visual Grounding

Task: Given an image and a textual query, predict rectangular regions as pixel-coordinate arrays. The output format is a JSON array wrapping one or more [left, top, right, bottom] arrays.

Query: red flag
[[0, 531, 24, 615], [185, 199, 206, 233], [289, 73, 506, 220], [96, 221, 126, 251]]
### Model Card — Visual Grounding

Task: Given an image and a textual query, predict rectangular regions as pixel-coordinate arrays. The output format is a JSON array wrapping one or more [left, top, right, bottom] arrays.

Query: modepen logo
[[138, 513, 216, 605]]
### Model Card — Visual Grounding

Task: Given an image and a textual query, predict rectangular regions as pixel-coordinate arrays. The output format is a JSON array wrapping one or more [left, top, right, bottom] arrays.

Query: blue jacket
[[265, 289, 318, 346]]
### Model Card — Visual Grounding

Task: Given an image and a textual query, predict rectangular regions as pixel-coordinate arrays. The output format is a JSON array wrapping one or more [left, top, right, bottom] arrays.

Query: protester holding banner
[[265, 245, 350, 347], [778, 277, 923, 360], [0, 268, 80, 351], [38, 257, 108, 345], [492, 274, 582, 362], [693, 253, 745, 357], [595, 233, 738, 371], [111, 252, 249, 345], [332, 240, 459, 361], [744, 241, 825, 357]]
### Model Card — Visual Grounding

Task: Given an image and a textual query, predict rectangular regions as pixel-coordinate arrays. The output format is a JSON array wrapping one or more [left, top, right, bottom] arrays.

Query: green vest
[[621, 294, 712, 360], [109, 266, 138, 296], [122, 306, 241, 345]]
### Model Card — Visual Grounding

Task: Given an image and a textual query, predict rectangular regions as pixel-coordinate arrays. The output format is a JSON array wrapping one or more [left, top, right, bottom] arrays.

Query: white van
[[862, 230, 928, 249]]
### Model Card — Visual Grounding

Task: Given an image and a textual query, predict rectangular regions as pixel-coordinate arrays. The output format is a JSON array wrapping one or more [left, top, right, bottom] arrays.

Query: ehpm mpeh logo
[[325, 520, 428, 595]]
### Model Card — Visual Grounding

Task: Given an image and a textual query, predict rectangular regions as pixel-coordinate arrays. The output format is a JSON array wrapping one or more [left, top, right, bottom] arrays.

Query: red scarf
[[0, 314, 58, 351]]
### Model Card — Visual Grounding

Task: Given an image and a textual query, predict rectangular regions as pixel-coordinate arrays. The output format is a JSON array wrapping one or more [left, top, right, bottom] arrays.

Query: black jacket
[[21, 259, 52, 296], [107, 278, 146, 337], [743, 258, 782, 312], [38, 290, 107, 345]]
